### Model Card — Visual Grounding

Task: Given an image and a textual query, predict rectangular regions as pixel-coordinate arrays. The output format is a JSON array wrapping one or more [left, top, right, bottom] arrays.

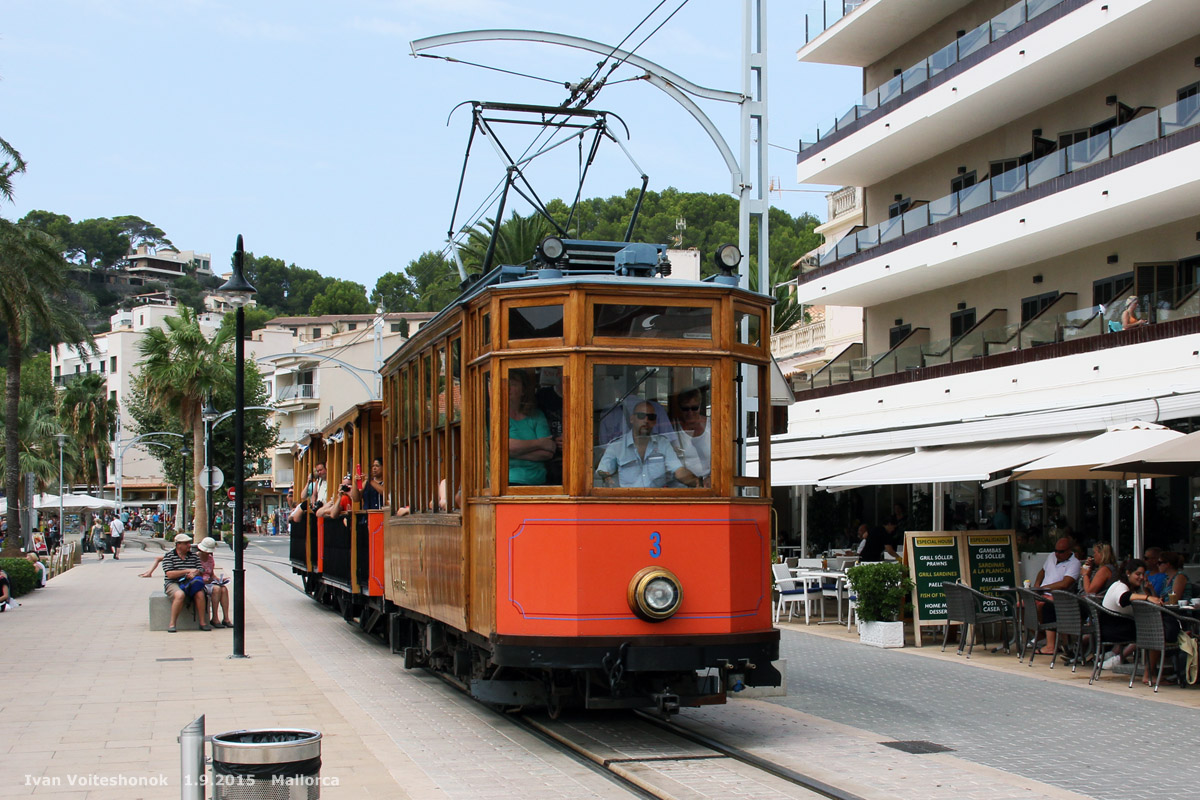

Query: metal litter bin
[[210, 729, 322, 800]]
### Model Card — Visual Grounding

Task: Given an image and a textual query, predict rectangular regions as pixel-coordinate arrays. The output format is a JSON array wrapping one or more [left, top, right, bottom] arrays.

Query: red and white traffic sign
[[227, 486, 237, 501]]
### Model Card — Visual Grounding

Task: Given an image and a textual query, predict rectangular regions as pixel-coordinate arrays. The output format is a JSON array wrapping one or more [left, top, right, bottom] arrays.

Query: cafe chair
[[771, 563, 820, 624], [940, 582, 971, 655], [1079, 595, 1134, 685], [1049, 591, 1087, 671], [1129, 600, 1196, 692], [795, 558, 824, 570], [945, 582, 1014, 658], [1014, 587, 1057, 666]]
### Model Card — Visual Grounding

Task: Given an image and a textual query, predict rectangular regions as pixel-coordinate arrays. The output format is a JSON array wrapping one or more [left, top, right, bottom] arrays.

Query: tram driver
[[595, 400, 700, 489]]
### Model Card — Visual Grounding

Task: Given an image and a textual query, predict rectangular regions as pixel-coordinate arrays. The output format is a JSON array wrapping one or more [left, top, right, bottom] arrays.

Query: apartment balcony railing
[[815, 95, 1200, 269], [811, 287, 1198, 389], [771, 322, 827, 358], [53, 373, 93, 387], [826, 186, 863, 221], [803, 1, 868, 44], [274, 468, 294, 486], [275, 426, 310, 444], [276, 383, 317, 402], [800, 0, 1069, 152]]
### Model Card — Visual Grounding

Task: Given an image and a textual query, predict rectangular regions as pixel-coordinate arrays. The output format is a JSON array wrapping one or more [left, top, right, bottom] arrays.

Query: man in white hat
[[161, 533, 209, 632]]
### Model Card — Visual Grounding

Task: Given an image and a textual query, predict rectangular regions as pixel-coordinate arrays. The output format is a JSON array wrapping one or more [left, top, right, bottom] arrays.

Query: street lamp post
[[181, 445, 190, 534], [55, 433, 67, 549], [202, 396, 219, 544], [219, 234, 257, 658]]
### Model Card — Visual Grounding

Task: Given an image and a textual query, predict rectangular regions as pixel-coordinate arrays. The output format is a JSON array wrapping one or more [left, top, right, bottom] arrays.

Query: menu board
[[965, 532, 1018, 616], [905, 532, 963, 642]]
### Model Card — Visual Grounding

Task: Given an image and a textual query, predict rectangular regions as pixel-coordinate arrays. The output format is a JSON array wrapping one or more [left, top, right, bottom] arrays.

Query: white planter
[[858, 620, 904, 648]]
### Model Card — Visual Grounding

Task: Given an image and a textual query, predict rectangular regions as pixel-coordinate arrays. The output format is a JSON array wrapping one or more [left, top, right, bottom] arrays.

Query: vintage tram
[[291, 238, 780, 714]]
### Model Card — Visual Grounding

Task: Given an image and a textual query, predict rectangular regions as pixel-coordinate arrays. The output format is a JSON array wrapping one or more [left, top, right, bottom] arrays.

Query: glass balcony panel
[[835, 234, 859, 261], [828, 362, 852, 385], [856, 224, 881, 251], [1059, 306, 1102, 340], [921, 338, 953, 367], [1158, 286, 1200, 323], [849, 357, 875, 381], [1027, 0, 1065, 20], [870, 354, 896, 378], [902, 204, 929, 234], [837, 105, 859, 131], [1027, 150, 1066, 187], [983, 323, 1021, 355], [878, 216, 904, 244], [957, 22, 991, 60], [927, 193, 959, 224], [893, 344, 923, 372], [928, 41, 958, 78], [901, 61, 928, 93], [990, 3, 1026, 41], [799, 140, 815, 152], [1110, 113, 1159, 156], [1066, 133, 1111, 171], [877, 74, 903, 106], [951, 327, 987, 360], [957, 182, 990, 214], [1160, 95, 1200, 137], [861, 87, 880, 111], [1020, 318, 1059, 349], [991, 165, 1027, 201], [821, 122, 836, 141]]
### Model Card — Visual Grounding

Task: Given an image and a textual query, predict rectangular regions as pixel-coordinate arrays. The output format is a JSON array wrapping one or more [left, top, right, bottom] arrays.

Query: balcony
[[796, 0, 1198, 186], [771, 322, 827, 359], [276, 383, 318, 405], [810, 286, 1199, 391], [799, 0, 977, 66]]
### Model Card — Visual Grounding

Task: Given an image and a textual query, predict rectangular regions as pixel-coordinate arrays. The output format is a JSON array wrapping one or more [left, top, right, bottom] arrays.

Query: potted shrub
[[846, 562, 913, 648]]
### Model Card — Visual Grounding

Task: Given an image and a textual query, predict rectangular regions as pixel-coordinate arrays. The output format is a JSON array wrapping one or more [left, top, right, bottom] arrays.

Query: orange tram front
[[291, 239, 781, 714]]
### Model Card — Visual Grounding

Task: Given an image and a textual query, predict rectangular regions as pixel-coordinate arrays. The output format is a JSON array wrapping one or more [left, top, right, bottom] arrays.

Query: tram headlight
[[713, 243, 741, 274], [627, 567, 683, 621], [537, 236, 566, 264]]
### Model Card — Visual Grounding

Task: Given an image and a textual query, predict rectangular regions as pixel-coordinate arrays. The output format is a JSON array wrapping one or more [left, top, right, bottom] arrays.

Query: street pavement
[[2, 538, 1195, 799]]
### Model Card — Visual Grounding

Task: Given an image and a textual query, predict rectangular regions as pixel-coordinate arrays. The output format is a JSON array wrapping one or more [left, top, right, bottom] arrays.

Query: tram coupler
[[651, 692, 680, 716]]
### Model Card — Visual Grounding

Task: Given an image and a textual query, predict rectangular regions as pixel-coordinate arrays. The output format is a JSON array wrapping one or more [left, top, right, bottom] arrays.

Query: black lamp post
[[201, 395, 219, 545], [219, 234, 256, 658]]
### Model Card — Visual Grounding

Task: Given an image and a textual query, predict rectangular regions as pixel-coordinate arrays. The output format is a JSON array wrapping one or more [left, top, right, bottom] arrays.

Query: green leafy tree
[[0, 217, 94, 555], [0, 396, 65, 496], [58, 372, 116, 495], [135, 306, 233, 537], [371, 270, 417, 312], [373, 252, 460, 313], [111, 215, 172, 251], [241, 252, 334, 316], [308, 279, 372, 316], [67, 217, 130, 269], [216, 306, 276, 340]]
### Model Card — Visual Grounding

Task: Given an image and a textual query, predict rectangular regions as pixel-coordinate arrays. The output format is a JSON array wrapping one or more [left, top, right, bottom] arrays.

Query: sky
[[1, 0, 860, 290]]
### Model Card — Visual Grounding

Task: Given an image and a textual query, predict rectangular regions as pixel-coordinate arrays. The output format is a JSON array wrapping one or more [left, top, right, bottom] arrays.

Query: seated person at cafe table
[[1099, 559, 1167, 675], [858, 518, 898, 562], [596, 401, 699, 488], [1032, 537, 1081, 656]]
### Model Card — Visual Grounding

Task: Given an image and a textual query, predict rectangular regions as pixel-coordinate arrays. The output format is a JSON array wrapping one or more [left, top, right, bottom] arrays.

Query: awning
[[1013, 423, 1185, 481], [816, 437, 1087, 488], [751, 451, 908, 486]]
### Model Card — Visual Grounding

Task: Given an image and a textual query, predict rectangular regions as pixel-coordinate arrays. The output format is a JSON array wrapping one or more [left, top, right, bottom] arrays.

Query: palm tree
[[136, 306, 233, 537], [459, 211, 555, 273], [0, 219, 93, 556], [59, 373, 116, 495], [0, 136, 26, 203]]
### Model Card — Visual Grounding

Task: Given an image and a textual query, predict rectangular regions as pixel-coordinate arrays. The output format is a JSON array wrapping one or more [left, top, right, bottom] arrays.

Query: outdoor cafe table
[[791, 569, 850, 624]]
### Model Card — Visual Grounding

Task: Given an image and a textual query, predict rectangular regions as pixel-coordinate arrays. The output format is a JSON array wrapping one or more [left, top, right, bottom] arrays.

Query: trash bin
[[210, 729, 322, 800]]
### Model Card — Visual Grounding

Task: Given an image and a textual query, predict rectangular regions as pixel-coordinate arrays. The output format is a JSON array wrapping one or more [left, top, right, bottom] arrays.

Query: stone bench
[[148, 590, 202, 631]]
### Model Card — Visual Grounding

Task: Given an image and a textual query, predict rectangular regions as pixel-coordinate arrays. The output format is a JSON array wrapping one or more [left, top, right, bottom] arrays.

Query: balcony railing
[[816, 95, 1200, 270], [803, 0, 869, 44], [274, 468, 294, 486], [800, 0, 1068, 151], [771, 322, 827, 358], [276, 383, 317, 402], [810, 287, 1197, 389]]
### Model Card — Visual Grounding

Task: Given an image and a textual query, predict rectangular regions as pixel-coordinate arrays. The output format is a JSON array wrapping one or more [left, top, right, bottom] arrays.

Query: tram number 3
[[649, 531, 662, 558]]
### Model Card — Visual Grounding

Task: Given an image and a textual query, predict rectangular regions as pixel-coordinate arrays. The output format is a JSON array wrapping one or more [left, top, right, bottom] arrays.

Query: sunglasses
[[680, 405, 701, 413], [634, 412, 657, 421]]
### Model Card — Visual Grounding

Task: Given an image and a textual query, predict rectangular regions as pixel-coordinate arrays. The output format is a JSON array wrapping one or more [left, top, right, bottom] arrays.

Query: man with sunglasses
[[670, 388, 711, 488], [1031, 537, 1081, 656], [596, 400, 699, 488]]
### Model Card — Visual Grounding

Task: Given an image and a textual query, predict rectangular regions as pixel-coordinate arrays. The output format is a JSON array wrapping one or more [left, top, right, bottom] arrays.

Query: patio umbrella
[[1091, 430, 1200, 477], [1011, 421, 1184, 557], [58, 493, 117, 510]]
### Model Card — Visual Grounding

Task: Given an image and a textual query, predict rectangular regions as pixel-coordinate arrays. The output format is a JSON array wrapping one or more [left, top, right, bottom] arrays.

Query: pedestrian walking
[[91, 517, 105, 559], [108, 515, 126, 560]]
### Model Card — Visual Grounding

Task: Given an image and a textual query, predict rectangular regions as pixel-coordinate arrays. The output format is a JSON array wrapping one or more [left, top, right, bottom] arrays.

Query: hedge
[[0, 558, 38, 598]]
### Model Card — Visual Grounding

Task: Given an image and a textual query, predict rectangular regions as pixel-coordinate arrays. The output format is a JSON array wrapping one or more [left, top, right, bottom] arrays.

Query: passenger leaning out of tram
[[595, 399, 700, 489]]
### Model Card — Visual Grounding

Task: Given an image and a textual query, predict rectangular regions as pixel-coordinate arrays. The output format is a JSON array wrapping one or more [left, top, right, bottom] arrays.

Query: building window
[[312, 328, 321, 339], [110, 391, 117, 402], [1058, 129, 1088, 149], [1093, 272, 1133, 307], [391, 322, 403, 333], [100, 362, 105, 373], [950, 307, 976, 340], [110, 356, 117, 371], [1136, 263, 1176, 306], [75, 365, 80, 374], [1177, 81, 1199, 103], [86, 363, 92, 373], [950, 171, 976, 193], [889, 323, 912, 348], [887, 197, 912, 218], [348, 323, 357, 331], [1021, 291, 1059, 323]]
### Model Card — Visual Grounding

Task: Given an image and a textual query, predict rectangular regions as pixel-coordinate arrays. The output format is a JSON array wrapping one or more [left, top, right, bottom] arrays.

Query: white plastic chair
[[772, 563, 821, 624]]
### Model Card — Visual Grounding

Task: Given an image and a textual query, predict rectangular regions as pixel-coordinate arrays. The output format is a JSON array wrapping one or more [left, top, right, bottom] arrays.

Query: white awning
[[751, 451, 908, 486], [816, 437, 1087, 487]]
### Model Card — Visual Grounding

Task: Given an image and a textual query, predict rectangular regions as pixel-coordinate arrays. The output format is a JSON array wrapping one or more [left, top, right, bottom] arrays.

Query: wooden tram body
[[292, 240, 780, 713]]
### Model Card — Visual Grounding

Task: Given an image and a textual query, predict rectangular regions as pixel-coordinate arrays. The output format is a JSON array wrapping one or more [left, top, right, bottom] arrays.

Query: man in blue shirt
[[596, 401, 699, 488]]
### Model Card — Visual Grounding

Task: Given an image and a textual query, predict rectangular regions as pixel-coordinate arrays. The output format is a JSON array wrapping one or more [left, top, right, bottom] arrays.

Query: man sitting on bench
[[162, 533, 209, 632]]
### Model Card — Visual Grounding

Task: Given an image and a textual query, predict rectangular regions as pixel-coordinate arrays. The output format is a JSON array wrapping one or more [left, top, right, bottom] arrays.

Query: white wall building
[[771, 0, 1200, 554]]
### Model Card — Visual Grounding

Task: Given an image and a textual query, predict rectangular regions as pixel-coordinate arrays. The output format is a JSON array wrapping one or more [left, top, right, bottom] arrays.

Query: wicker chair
[[959, 583, 1014, 657], [1129, 600, 1197, 692], [941, 582, 1013, 658], [1014, 587, 1057, 666], [940, 582, 971, 654], [1049, 591, 1086, 671], [1079, 595, 1135, 685]]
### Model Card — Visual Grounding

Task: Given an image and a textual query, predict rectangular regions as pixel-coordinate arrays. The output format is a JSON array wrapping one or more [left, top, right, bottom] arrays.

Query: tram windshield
[[592, 364, 712, 489]]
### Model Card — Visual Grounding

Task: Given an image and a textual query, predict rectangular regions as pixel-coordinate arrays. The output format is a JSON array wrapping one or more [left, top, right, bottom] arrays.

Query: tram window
[[509, 305, 563, 339], [506, 367, 563, 487], [733, 361, 767, 497], [593, 304, 712, 340], [592, 364, 711, 489], [450, 338, 462, 422], [481, 312, 491, 347], [735, 309, 762, 347], [481, 371, 492, 490]]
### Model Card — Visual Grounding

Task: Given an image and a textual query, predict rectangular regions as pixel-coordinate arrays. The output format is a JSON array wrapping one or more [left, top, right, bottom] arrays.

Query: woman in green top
[[507, 371, 555, 485]]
